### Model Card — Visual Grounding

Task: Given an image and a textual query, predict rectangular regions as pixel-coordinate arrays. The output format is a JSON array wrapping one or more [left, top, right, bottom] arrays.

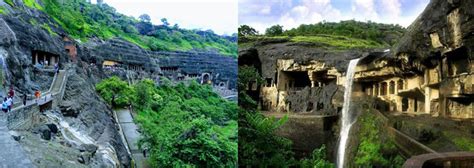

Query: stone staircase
[[0, 69, 69, 168]]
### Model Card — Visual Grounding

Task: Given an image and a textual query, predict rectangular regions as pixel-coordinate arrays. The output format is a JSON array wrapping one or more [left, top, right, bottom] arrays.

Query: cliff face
[[355, 0, 473, 119], [239, 41, 384, 115], [0, 3, 131, 166]]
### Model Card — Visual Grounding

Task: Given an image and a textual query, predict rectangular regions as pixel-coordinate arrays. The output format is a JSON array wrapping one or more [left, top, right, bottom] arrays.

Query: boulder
[[46, 123, 58, 134], [79, 144, 98, 154], [78, 152, 92, 164]]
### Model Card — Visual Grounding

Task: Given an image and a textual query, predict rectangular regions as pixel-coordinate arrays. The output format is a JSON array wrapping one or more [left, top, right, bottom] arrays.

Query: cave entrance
[[312, 71, 336, 86], [414, 98, 418, 112], [128, 64, 143, 71], [32, 50, 59, 68], [445, 47, 470, 77], [102, 60, 120, 68], [282, 71, 311, 90], [402, 97, 409, 112], [201, 73, 211, 84]]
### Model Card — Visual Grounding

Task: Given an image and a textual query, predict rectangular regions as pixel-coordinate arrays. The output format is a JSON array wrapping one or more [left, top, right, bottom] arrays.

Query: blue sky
[[95, 0, 237, 35], [239, 0, 430, 33]]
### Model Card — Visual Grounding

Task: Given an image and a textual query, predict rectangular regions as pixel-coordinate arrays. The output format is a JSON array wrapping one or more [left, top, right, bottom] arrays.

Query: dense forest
[[239, 20, 406, 49], [96, 77, 238, 167], [3, 0, 237, 56]]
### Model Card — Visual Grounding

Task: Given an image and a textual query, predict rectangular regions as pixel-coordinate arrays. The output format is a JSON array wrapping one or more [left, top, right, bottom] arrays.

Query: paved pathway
[[0, 112, 34, 168], [0, 70, 67, 168], [115, 108, 149, 168]]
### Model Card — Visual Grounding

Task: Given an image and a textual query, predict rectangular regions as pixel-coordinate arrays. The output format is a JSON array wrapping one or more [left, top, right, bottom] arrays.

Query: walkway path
[[0, 70, 68, 168], [114, 108, 148, 168]]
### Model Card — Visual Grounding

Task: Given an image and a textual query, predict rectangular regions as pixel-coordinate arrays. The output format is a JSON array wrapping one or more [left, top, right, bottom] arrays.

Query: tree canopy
[[265, 25, 283, 36]]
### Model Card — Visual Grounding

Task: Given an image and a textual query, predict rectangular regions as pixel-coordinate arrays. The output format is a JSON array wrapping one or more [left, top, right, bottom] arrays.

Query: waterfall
[[0, 53, 8, 97], [337, 58, 360, 168]]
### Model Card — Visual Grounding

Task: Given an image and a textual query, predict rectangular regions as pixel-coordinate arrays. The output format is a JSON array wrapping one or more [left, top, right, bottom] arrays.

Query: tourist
[[8, 86, 14, 98], [54, 63, 59, 73], [34, 90, 40, 103], [2, 98, 7, 113], [22, 93, 27, 106], [45, 60, 49, 67], [6, 96, 12, 112]]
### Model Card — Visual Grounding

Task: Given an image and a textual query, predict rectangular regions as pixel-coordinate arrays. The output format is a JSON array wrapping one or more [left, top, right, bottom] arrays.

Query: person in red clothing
[[34, 90, 40, 103], [8, 86, 14, 98]]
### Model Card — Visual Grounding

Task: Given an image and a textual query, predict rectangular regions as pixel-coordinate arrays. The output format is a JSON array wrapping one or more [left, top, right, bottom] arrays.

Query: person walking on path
[[34, 90, 40, 103], [8, 86, 14, 98], [22, 93, 27, 106], [54, 63, 59, 74], [6, 96, 12, 112], [2, 98, 7, 113]]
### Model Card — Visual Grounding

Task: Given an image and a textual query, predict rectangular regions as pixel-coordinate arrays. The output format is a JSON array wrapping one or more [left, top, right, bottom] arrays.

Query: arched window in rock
[[397, 79, 404, 91], [389, 81, 395, 94]]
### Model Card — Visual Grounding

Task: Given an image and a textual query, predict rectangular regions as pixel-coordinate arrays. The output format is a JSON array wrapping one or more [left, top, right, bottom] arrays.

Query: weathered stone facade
[[353, 0, 474, 119]]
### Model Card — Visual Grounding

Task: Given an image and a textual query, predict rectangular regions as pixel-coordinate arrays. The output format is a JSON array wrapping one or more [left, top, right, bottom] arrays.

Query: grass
[[23, 0, 43, 10], [240, 35, 386, 50], [41, 23, 58, 36], [29, 18, 39, 26], [291, 35, 385, 49], [0, 6, 6, 15], [444, 132, 474, 151], [5, 0, 15, 7]]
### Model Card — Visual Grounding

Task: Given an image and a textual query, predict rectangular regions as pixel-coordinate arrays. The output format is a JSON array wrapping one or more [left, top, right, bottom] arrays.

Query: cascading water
[[337, 58, 360, 168], [45, 112, 121, 167], [0, 54, 9, 96]]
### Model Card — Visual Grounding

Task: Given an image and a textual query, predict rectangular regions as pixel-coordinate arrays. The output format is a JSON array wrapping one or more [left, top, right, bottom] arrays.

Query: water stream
[[45, 112, 120, 167], [337, 58, 360, 168], [0, 53, 9, 97]]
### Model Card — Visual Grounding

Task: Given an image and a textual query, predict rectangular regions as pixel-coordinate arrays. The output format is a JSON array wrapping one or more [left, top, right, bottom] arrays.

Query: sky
[[239, 0, 431, 33], [94, 0, 238, 35]]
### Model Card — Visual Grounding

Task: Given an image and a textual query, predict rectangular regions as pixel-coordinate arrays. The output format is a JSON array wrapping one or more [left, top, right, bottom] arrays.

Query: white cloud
[[260, 6, 271, 14], [377, 0, 401, 19], [351, 0, 378, 20], [273, 0, 342, 31], [240, 0, 429, 32]]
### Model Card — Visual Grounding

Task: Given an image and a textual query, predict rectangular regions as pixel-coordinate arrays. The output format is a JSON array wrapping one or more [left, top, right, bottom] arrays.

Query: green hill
[[4, 0, 237, 56]]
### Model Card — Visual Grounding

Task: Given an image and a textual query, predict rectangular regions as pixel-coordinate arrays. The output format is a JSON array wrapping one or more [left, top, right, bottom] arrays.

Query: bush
[[300, 145, 334, 168]]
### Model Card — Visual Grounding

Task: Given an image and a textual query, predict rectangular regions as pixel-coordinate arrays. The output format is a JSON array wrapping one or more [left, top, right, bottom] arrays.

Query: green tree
[[132, 79, 238, 167], [161, 18, 169, 26], [95, 76, 132, 107], [265, 24, 283, 36], [138, 13, 151, 22], [238, 25, 258, 37]]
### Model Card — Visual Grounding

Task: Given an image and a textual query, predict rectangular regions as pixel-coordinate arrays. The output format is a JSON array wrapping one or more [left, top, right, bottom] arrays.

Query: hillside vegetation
[[239, 20, 405, 50], [3, 0, 237, 56], [96, 77, 238, 167]]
